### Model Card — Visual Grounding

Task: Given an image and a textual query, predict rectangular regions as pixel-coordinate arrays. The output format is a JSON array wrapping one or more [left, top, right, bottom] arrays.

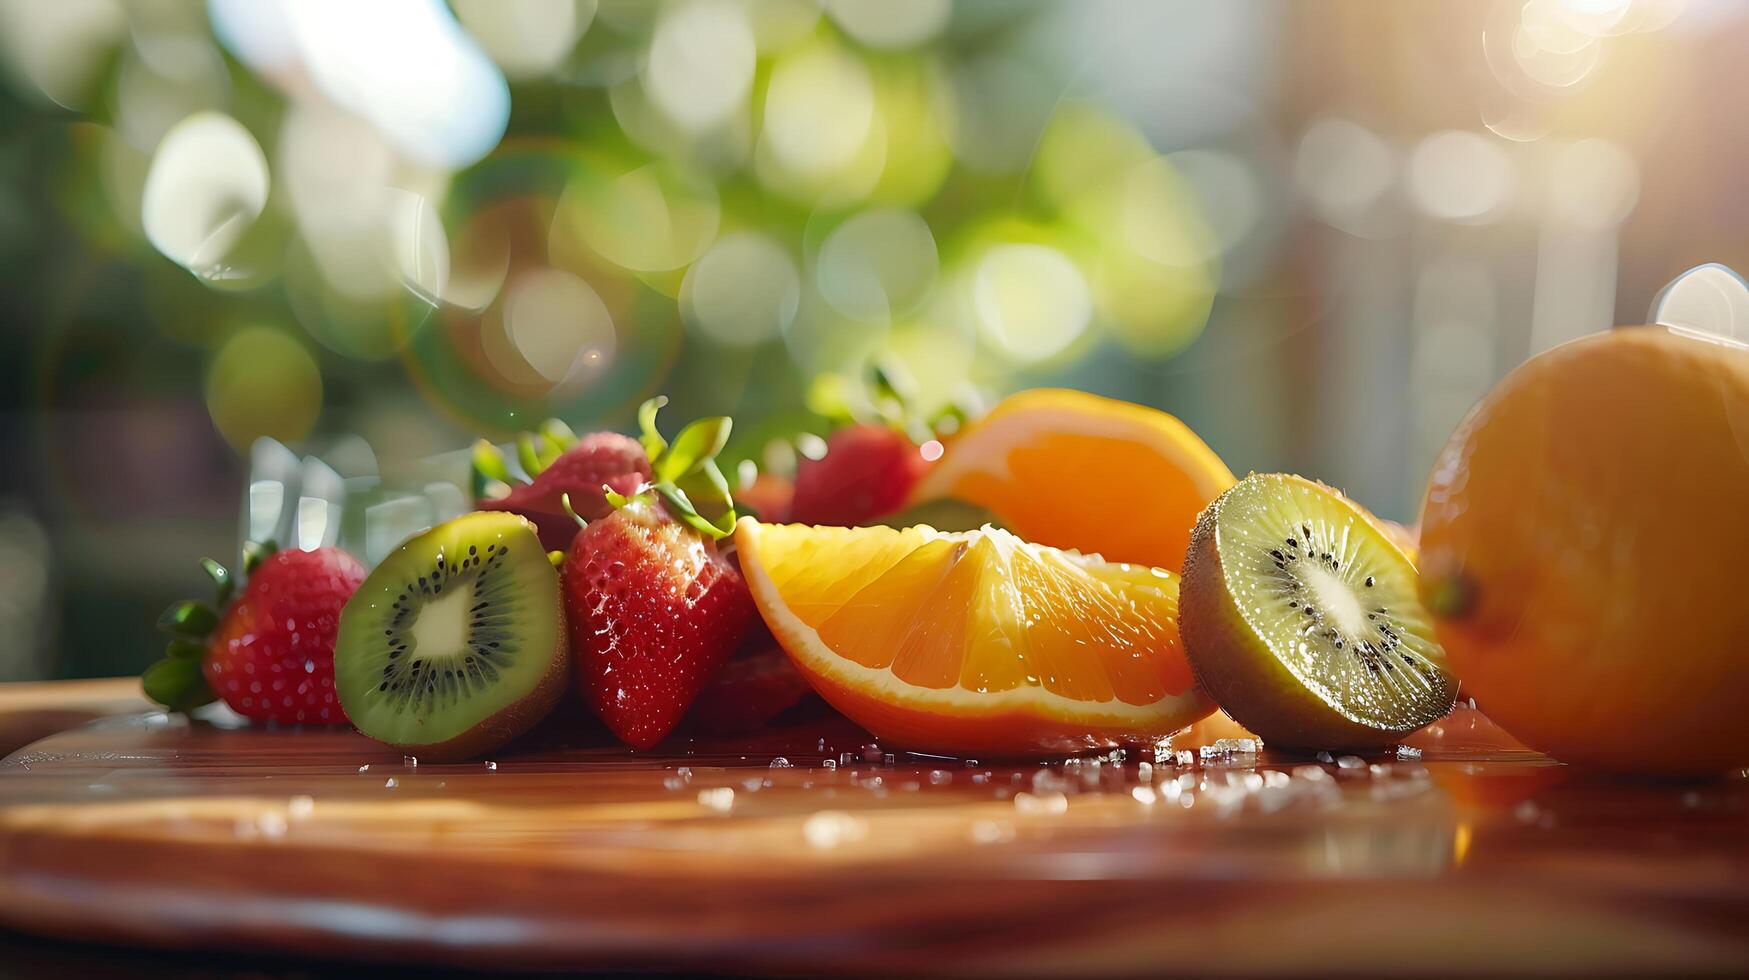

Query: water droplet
[[927, 769, 951, 786], [1013, 791, 1068, 816], [384, 777, 399, 789], [287, 795, 315, 820], [697, 787, 735, 813], [968, 819, 1016, 845], [770, 756, 792, 769], [403, 755, 419, 768], [484, 761, 497, 771], [1335, 756, 1366, 770], [1131, 786, 1157, 805], [802, 810, 868, 849], [1395, 745, 1423, 761]]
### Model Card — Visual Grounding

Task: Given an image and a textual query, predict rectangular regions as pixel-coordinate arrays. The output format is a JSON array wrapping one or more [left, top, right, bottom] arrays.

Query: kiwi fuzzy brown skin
[[382, 588, 570, 763], [1180, 475, 1455, 752]]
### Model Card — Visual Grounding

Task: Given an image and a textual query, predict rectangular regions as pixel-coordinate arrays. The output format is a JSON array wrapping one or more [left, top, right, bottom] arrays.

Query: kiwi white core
[[409, 585, 474, 660], [1301, 561, 1367, 637]]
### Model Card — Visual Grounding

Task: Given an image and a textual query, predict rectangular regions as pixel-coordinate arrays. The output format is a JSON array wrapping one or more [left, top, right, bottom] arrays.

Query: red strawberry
[[145, 544, 365, 725], [790, 424, 933, 526], [562, 397, 757, 749], [735, 472, 794, 523], [474, 421, 652, 552], [686, 623, 813, 735], [564, 496, 755, 749]]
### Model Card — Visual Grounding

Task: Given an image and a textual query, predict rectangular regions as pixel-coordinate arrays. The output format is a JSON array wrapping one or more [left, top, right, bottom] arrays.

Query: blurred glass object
[[0, 508, 55, 681], [1651, 264, 1749, 345]]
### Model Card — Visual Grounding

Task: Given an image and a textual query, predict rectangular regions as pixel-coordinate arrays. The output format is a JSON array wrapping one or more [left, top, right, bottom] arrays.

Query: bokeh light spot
[[560, 163, 721, 273], [141, 111, 271, 277], [645, 0, 756, 132], [973, 244, 1092, 363], [816, 209, 939, 321], [286, 0, 509, 169], [1294, 117, 1398, 237], [763, 44, 876, 177], [0, 0, 125, 109], [453, 0, 592, 80], [826, 0, 950, 50], [499, 268, 617, 392], [681, 231, 801, 346], [1407, 130, 1514, 224], [206, 326, 323, 450]]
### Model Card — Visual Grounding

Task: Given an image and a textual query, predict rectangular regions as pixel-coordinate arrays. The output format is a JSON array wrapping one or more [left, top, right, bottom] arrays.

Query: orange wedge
[[910, 389, 1234, 572], [735, 519, 1214, 755]]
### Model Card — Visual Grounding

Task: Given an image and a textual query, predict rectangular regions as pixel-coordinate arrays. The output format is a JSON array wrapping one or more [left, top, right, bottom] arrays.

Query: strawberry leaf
[[559, 492, 589, 528], [656, 416, 731, 484], [200, 558, 234, 606], [516, 433, 544, 479], [472, 439, 513, 498], [142, 655, 215, 713], [166, 639, 207, 661], [637, 396, 670, 461], [157, 600, 218, 637], [242, 539, 277, 576], [654, 481, 736, 540], [539, 418, 578, 451]]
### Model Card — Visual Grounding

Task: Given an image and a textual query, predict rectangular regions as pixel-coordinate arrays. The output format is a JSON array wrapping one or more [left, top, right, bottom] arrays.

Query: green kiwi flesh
[[335, 511, 567, 760], [1180, 473, 1456, 751]]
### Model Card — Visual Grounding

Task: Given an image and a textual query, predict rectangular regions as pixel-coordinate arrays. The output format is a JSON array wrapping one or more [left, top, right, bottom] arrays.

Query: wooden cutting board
[[1, 681, 1747, 976]]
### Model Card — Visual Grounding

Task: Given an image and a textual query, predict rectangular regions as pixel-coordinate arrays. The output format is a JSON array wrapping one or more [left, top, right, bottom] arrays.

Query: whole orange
[[1419, 325, 1749, 776]]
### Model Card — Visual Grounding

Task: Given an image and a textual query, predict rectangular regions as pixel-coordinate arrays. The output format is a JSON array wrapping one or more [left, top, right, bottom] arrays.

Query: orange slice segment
[[736, 518, 1215, 755], [910, 388, 1235, 572]]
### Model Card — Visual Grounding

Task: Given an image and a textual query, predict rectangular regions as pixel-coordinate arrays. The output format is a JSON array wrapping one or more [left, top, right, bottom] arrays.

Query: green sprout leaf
[[157, 600, 218, 637], [654, 483, 736, 540], [664, 459, 737, 539], [539, 418, 578, 451], [200, 557, 234, 606], [637, 396, 670, 461], [242, 539, 278, 576], [142, 655, 215, 713], [516, 433, 544, 479], [655, 416, 731, 484], [165, 639, 206, 661], [559, 492, 589, 528], [471, 439, 513, 499]]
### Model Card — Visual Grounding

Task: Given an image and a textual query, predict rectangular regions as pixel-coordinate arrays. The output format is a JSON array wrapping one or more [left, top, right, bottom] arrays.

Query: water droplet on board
[[802, 810, 868, 850]]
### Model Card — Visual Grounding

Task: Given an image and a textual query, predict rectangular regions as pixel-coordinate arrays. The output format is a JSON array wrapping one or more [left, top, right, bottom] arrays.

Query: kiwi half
[[1180, 473, 1456, 751], [335, 511, 567, 760]]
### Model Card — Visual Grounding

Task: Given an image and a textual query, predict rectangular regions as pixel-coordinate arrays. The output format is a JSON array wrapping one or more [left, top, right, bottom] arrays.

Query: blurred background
[[0, 0, 1741, 679]]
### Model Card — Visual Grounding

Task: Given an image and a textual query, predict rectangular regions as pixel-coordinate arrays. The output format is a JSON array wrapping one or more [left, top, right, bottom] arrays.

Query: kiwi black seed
[[335, 511, 568, 760], [1179, 473, 1456, 751]]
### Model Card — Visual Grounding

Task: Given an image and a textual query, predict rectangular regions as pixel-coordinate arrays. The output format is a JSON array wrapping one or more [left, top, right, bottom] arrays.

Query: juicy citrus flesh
[[1419, 325, 1749, 775], [1185, 474, 1454, 749], [735, 519, 1214, 755], [909, 389, 1235, 573]]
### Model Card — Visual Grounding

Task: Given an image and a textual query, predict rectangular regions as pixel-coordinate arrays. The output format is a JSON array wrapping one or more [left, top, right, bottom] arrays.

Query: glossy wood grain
[[0, 677, 149, 757], [1, 683, 1746, 975]]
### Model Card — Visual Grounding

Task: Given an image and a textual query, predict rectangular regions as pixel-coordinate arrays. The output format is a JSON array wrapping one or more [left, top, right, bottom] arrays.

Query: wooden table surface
[[0, 679, 1745, 976]]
